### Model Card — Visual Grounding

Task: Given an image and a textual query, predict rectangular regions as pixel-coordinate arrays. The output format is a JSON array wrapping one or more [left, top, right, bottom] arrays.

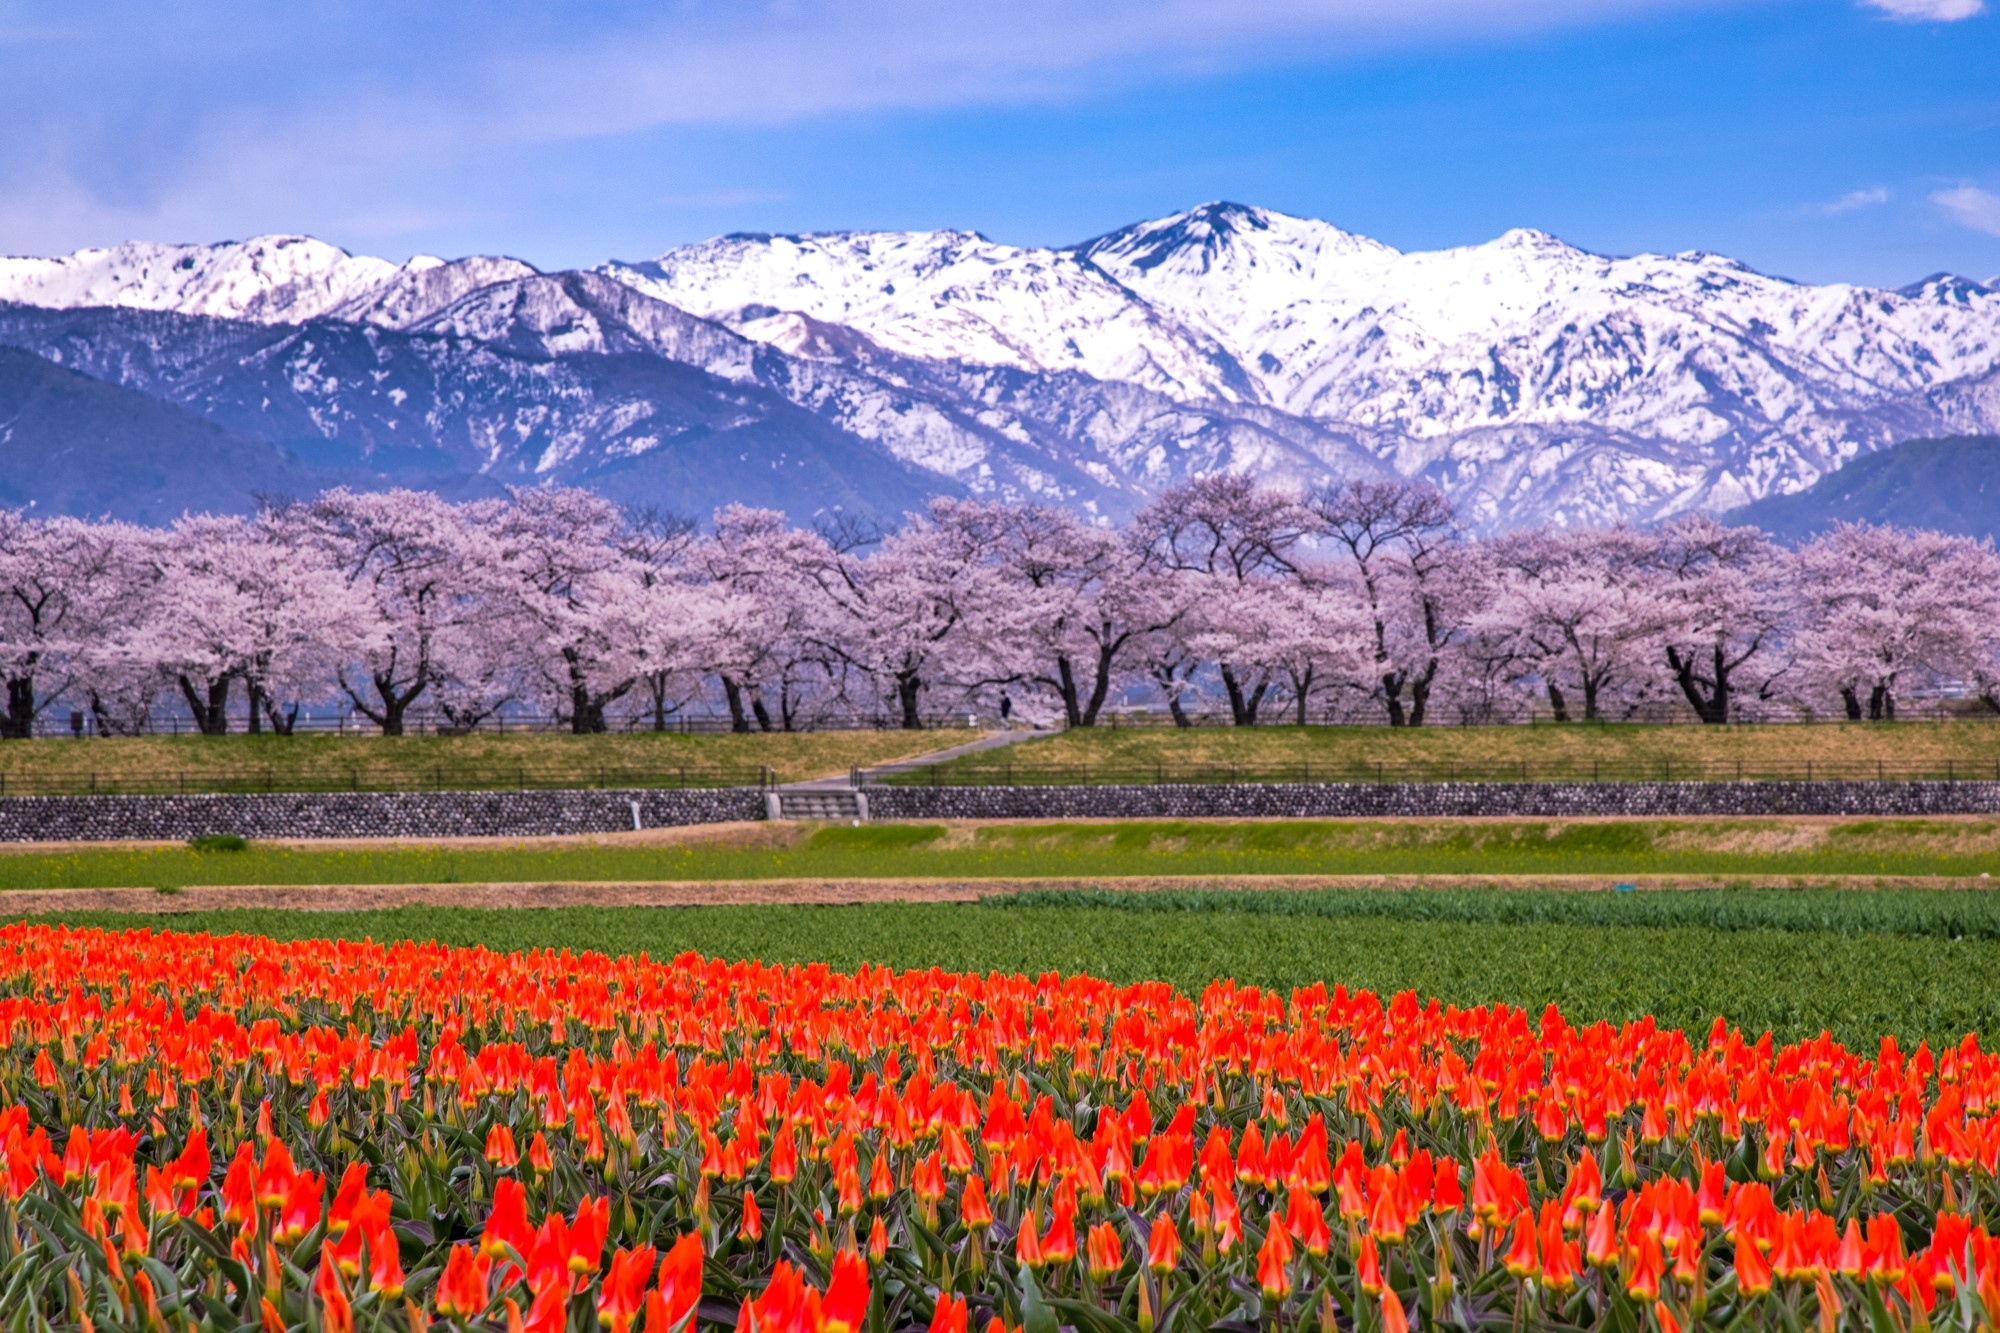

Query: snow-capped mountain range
[[2, 203, 1997, 529]]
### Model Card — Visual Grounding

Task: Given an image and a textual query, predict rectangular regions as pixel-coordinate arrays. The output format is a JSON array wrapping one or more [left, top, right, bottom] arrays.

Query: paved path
[[781, 728, 1051, 791]]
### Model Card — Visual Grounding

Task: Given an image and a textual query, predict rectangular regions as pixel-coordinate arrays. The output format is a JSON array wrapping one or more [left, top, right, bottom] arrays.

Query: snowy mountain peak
[[1077, 201, 1396, 282], [1898, 272, 1994, 306], [333, 254, 542, 328], [0, 234, 401, 324]]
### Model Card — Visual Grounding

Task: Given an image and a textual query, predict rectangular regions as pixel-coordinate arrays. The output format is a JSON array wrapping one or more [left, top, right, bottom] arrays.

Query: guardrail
[[859, 759, 2000, 787], [0, 764, 777, 798]]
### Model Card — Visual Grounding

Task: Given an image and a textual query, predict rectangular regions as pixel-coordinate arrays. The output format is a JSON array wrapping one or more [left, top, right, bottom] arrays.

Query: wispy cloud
[[1818, 186, 1890, 215], [1933, 185, 2000, 237], [1859, 0, 1983, 20], [0, 0, 1744, 257]]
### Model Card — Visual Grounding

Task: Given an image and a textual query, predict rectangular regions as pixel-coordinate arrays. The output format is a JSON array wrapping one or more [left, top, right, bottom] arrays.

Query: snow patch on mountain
[[601, 228, 1254, 403], [0, 236, 404, 325]]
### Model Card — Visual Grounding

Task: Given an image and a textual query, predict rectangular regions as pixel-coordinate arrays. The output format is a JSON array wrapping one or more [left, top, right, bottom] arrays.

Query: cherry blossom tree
[[1485, 527, 1670, 722], [961, 504, 1184, 728], [818, 499, 1008, 729], [1790, 523, 2000, 720], [300, 488, 497, 736], [487, 488, 657, 734], [1635, 517, 1789, 724], [0, 512, 121, 738], [1134, 476, 1308, 726], [698, 506, 842, 732], [1307, 478, 1466, 727], [135, 516, 377, 734]]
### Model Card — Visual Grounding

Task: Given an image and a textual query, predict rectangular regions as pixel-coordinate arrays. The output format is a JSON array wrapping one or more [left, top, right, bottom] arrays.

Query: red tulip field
[[3, 920, 1998, 1333]]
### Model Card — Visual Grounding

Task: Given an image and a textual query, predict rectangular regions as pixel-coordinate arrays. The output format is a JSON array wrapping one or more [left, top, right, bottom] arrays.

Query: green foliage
[[187, 833, 249, 852], [27, 893, 2000, 1046], [2, 817, 1997, 888]]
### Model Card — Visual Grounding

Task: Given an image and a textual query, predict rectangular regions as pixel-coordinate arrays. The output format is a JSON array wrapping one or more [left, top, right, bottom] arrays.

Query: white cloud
[[1818, 186, 1890, 215], [1933, 185, 2000, 237], [1859, 0, 1983, 20]]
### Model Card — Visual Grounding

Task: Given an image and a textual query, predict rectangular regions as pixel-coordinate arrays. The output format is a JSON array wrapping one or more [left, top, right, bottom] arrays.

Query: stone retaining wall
[[0, 789, 767, 843], [865, 781, 2000, 821], [5, 780, 1997, 843]]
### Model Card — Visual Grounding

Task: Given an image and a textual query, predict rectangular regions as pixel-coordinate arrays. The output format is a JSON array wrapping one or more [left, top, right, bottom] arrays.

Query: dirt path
[[8, 871, 1997, 916]]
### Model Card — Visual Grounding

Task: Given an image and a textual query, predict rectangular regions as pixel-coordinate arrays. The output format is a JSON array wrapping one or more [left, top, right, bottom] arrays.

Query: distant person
[[999, 693, 1013, 727]]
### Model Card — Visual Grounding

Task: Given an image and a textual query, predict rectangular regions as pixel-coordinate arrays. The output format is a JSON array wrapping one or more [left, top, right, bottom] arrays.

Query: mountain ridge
[[0, 203, 1996, 529]]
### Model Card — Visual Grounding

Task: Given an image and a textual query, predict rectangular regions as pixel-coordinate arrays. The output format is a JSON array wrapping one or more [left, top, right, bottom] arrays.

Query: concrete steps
[[769, 789, 867, 822]]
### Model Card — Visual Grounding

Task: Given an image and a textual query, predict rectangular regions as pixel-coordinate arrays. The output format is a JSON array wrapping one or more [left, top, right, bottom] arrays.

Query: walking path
[[780, 727, 1051, 791]]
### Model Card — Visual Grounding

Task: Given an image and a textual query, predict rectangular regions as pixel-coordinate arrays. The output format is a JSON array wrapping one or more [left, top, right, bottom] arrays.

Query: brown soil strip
[[7, 871, 1997, 916]]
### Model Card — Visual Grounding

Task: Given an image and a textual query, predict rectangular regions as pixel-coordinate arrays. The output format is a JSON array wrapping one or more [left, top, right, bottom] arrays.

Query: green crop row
[[999, 885, 2000, 939]]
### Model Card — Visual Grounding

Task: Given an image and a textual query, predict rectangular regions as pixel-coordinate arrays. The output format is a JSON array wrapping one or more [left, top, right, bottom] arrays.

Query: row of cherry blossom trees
[[2, 478, 1996, 735]]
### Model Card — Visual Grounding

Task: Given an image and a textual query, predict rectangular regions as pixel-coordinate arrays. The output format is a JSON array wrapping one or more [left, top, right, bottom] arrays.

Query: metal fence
[[860, 757, 2000, 788], [30, 707, 992, 739], [0, 763, 777, 798]]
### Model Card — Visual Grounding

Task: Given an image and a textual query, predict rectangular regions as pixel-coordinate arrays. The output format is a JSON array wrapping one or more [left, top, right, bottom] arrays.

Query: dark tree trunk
[[262, 697, 299, 735], [1666, 645, 1731, 724], [564, 650, 633, 734], [1841, 687, 1863, 721], [1381, 670, 1409, 727], [342, 667, 425, 737], [179, 675, 233, 735], [1055, 656, 1084, 729], [1079, 642, 1120, 728], [1582, 675, 1603, 722], [647, 673, 672, 732], [751, 692, 774, 733], [1407, 662, 1437, 728], [245, 681, 265, 735], [1546, 681, 1570, 724], [1868, 684, 1893, 721], [1219, 663, 1268, 727], [720, 676, 752, 733], [569, 686, 607, 734], [2, 676, 34, 740], [1289, 665, 1316, 726], [896, 673, 924, 730]]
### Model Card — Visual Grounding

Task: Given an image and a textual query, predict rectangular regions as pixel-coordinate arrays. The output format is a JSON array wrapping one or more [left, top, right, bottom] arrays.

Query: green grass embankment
[[2, 818, 1997, 889]]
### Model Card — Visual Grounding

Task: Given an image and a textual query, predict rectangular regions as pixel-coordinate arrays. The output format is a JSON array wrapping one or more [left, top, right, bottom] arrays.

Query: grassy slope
[[5, 818, 1998, 889], [23, 898, 1998, 1047], [913, 720, 2000, 782], [0, 730, 960, 793]]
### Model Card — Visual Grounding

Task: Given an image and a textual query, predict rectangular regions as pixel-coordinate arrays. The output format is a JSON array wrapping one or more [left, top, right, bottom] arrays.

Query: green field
[[907, 719, 2000, 783], [23, 892, 2000, 1047], [3, 817, 1996, 889], [0, 729, 957, 794]]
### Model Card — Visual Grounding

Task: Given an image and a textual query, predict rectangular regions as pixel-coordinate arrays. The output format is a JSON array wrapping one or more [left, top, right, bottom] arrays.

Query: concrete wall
[[865, 781, 2000, 821], [0, 788, 766, 843]]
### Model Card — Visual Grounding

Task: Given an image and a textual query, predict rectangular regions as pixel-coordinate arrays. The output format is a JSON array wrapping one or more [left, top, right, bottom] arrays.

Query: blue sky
[[0, 0, 1994, 286]]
